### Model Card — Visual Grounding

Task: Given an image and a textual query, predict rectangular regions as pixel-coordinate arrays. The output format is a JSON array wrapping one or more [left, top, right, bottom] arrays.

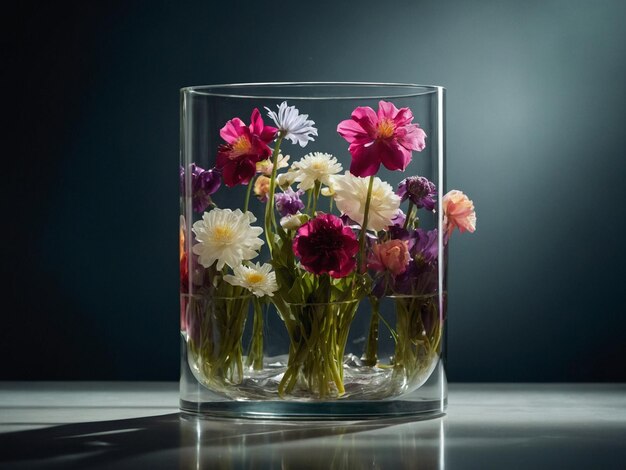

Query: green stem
[[380, 312, 398, 343], [403, 201, 414, 229], [194, 294, 250, 386], [391, 296, 443, 385], [358, 176, 375, 272], [361, 296, 380, 366], [277, 300, 358, 398], [312, 181, 321, 215], [264, 134, 285, 255], [247, 298, 264, 370], [243, 176, 255, 213], [305, 188, 313, 213]]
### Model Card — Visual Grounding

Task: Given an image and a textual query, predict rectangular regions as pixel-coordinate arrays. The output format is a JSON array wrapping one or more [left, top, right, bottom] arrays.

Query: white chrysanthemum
[[265, 101, 318, 147], [256, 154, 290, 176], [332, 172, 401, 231], [192, 209, 264, 270], [223, 262, 278, 297], [291, 152, 343, 191]]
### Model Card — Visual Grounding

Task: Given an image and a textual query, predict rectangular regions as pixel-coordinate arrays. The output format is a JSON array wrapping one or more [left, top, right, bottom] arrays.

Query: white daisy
[[291, 152, 343, 191], [332, 172, 401, 231], [223, 262, 278, 297], [192, 208, 264, 270], [256, 154, 290, 176], [265, 101, 318, 147]]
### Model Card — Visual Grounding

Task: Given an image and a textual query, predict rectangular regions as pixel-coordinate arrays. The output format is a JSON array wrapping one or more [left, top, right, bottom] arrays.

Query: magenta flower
[[216, 109, 277, 187], [293, 213, 359, 278], [337, 100, 427, 177]]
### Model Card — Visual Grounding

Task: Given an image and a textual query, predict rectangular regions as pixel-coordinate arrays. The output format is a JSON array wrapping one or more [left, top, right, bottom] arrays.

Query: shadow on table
[[0, 413, 445, 469]]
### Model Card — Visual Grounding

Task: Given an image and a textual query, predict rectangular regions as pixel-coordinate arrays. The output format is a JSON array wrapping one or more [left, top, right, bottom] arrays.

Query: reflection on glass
[[180, 414, 445, 469]]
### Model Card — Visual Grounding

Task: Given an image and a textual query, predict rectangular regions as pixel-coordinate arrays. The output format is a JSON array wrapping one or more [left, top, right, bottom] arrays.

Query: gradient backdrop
[[4, 0, 625, 381]]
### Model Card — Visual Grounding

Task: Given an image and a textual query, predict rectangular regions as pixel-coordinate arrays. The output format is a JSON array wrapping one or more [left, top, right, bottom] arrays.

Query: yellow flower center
[[231, 136, 252, 157], [311, 160, 326, 171], [245, 272, 265, 284], [212, 225, 235, 243], [376, 118, 396, 139]]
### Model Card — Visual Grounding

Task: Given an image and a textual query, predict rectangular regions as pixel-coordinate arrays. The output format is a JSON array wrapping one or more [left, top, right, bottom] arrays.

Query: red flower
[[293, 213, 359, 278], [337, 100, 426, 177], [216, 109, 277, 187]]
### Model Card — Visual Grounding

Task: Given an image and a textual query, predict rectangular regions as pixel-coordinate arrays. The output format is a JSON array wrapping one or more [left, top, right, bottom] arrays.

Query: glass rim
[[285, 299, 360, 307], [386, 293, 441, 300], [180, 81, 445, 100], [182, 293, 254, 300]]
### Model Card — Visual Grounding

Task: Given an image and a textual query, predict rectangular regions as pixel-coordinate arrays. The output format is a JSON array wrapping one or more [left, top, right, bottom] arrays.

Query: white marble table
[[0, 382, 624, 469]]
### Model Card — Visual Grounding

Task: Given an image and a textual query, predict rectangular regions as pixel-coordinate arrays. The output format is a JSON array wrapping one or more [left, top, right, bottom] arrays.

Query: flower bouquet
[[180, 90, 476, 401]]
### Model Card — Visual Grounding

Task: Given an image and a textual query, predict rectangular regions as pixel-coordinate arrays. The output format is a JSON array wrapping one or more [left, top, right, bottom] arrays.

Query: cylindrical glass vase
[[180, 83, 447, 419]]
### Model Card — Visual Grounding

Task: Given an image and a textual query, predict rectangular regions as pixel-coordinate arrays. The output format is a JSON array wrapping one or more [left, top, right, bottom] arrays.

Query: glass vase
[[180, 82, 447, 419]]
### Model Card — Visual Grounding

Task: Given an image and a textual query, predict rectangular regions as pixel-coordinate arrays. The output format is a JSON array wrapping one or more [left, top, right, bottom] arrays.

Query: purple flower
[[411, 229, 439, 263], [382, 228, 439, 296], [180, 164, 221, 213], [389, 209, 406, 228], [389, 226, 439, 260], [274, 188, 305, 217], [388, 225, 410, 242], [397, 176, 437, 211], [393, 259, 438, 295]]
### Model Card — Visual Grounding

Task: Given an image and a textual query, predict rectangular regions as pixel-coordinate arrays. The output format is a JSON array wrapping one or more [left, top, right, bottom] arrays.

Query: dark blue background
[[4, 0, 625, 381]]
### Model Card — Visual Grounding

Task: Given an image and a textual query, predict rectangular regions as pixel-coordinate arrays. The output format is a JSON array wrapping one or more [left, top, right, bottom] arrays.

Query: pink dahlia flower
[[368, 239, 411, 276], [337, 100, 426, 177], [293, 213, 359, 278], [217, 109, 277, 187], [443, 190, 476, 237]]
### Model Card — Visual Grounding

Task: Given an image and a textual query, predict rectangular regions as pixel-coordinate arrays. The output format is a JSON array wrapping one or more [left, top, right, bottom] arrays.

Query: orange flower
[[179, 225, 185, 262], [179, 219, 189, 292], [368, 239, 410, 276], [443, 190, 476, 237]]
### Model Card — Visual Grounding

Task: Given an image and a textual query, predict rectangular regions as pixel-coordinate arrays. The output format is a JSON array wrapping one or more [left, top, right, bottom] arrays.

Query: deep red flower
[[293, 213, 359, 278], [216, 109, 277, 187]]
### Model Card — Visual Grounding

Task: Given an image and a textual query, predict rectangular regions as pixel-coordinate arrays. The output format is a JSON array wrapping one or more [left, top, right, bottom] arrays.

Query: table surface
[[0, 382, 624, 469]]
